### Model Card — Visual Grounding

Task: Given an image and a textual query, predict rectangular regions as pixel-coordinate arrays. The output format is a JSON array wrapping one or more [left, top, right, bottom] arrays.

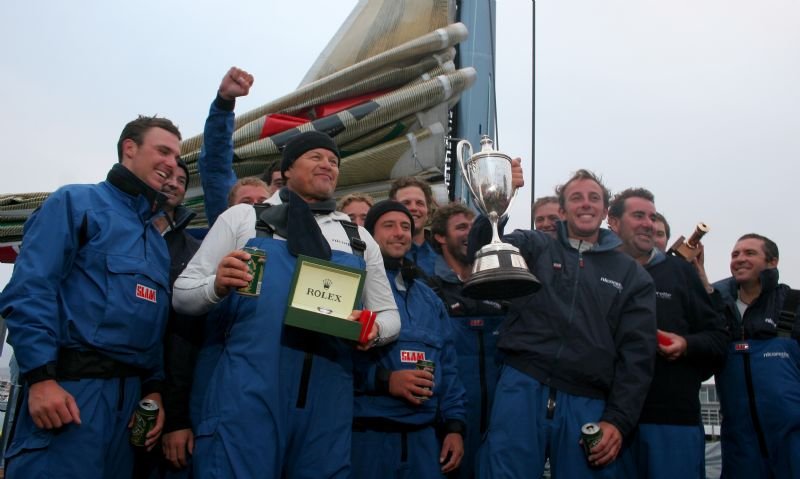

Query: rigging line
[[487, 0, 499, 146]]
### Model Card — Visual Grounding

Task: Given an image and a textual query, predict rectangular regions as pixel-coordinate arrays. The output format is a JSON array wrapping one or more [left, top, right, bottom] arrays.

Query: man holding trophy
[[458, 141, 656, 478]]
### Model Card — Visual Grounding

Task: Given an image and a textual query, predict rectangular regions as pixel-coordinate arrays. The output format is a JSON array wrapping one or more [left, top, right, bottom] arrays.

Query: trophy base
[[462, 243, 541, 300]]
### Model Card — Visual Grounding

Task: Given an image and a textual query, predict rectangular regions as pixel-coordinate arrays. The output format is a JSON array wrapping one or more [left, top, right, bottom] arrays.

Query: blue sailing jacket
[[712, 269, 800, 478], [354, 267, 466, 428], [0, 164, 171, 381]]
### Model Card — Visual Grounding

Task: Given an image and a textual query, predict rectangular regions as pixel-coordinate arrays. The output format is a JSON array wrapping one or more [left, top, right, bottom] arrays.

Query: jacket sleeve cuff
[[164, 416, 193, 433], [23, 363, 57, 385], [600, 415, 630, 438], [375, 368, 391, 394], [141, 379, 164, 397], [441, 419, 467, 436], [214, 93, 236, 112]]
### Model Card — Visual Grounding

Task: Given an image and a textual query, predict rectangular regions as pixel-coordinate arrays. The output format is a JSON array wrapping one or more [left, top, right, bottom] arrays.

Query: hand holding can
[[237, 247, 266, 296], [414, 360, 435, 401], [581, 422, 603, 457], [130, 399, 159, 447]]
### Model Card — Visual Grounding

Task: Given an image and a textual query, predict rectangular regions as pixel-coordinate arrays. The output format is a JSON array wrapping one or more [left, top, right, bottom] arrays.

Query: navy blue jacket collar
[[106, 163, 168, 219]]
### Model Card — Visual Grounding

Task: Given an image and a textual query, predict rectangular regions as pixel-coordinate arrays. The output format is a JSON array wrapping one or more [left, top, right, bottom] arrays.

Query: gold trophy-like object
[[668, 222, 710, 262], [457, 136, 541, 299]]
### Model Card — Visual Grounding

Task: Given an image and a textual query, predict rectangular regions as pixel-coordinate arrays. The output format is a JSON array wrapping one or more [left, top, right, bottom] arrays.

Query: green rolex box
[[284, 255, 366, 341]]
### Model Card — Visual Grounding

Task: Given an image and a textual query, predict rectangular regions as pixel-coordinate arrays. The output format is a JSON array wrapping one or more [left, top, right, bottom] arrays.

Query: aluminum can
[[130, 399, 159, 447], [237, 247, 266, 296], [581, 422, 603, 456], [414, 359, 435, 401]]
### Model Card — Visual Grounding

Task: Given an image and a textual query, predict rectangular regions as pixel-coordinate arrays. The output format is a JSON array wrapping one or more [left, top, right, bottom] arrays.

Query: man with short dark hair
[[174, 130, 400, 477], [1, 115, 181, 478], [428, 202, 506, 479], [389, 176, 438, 276], [351, 200, 466, 477], [706, 234, 800, 478], [531, 195, 561, 237], [134, 160, 207, 477], [261, 162, 284, 196], [653, 212, 670, 252], [607, 187, 727, 479], [472, 168, 657, 478]]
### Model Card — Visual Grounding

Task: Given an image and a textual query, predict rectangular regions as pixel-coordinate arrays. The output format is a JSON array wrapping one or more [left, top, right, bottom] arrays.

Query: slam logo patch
[[136, 284, 157, 303], [400, 350, 426, 363]]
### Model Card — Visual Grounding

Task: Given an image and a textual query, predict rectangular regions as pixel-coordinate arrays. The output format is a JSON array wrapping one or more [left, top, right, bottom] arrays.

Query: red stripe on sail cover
[[0, 244, 20, 264], [260, 114, 310, 139], [313, 90, 390, 119]]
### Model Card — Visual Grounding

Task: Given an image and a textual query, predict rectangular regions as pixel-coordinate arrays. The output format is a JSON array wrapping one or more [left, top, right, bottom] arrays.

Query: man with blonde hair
[[337, 193, 374, 227], [227, 177, 269, 207], [531, 195, 561, 237]]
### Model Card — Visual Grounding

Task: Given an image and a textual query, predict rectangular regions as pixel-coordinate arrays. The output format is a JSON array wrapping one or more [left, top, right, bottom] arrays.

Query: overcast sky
[[1, 0, 798, 368]]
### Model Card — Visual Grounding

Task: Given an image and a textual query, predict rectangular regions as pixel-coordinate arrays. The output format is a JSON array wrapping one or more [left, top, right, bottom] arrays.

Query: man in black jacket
[[472, 168, 657, 478], [135, 159, 205, 478], [607, 188, 727, 479]]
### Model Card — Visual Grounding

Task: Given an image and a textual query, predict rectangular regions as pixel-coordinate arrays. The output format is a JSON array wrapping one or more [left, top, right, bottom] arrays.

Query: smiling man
[[531, 195, 562, 237], [427, 202, 507, 479], [134, 160, 212, 477], [470, 168, 656, 478], [173, 130, 400, 478], [351, 200, 466, 477], [608, 188, 727, 479], [0, 116, 181, 478], [707, 234, 800, 478], [389, 177, 438, 276]]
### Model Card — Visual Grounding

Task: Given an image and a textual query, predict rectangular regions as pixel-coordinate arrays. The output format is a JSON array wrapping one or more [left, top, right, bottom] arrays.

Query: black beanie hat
[[364, 200, 416, 237], [176, 158, 190, 187], [280, 131, 340, 176]]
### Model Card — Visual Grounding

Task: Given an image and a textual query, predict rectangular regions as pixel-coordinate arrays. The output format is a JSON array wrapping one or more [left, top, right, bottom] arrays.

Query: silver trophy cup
[[457, 136, 540, 299]]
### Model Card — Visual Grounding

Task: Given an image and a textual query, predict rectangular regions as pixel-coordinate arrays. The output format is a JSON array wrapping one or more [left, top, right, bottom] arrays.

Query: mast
[[452, 0, 498, 204]]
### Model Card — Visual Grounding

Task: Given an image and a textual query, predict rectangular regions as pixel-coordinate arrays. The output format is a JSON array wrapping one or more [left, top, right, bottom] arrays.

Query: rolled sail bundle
[[229, 68, 475, 160], [300, 0, 455, 83], [338, 123, 446, 188], [0, 12, 475, 261], [179, 22, 467, 156]]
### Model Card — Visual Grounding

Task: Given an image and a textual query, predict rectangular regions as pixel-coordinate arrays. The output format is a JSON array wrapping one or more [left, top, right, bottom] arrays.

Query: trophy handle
[[456, 139, 481, 202], [502, 187, 519, 221]]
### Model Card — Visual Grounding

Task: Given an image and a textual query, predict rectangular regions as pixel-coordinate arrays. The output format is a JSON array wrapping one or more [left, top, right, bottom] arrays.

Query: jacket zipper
[[477, 330, 488, 434], [740, 304, 769, 456], [553, 247, 584, 373]]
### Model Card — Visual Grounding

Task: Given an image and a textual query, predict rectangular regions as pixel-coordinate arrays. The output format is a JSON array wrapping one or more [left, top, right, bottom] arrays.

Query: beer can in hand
[[581, 422, 603, 457], [414, 360, 435, 401], [237, 247, 266, 296], [130, 399, 159, 447]]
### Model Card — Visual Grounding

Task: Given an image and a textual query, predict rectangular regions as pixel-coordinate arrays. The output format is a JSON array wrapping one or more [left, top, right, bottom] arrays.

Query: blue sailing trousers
[[351, 427, 441, 479], [191, 236, 363, 478], [717, 338, 800, 479], [476, 365, 619, 478], [6, 376, 141, 479], [618, 423, 705, 479]]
